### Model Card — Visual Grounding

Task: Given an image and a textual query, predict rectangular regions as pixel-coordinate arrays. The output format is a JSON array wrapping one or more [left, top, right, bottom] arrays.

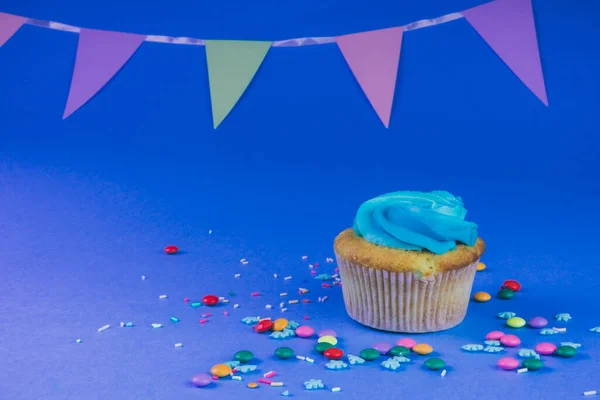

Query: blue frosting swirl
[[353, 191, 478, 254]]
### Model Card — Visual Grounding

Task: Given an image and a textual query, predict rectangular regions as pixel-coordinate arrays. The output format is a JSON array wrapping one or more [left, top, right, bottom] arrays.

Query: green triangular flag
[[205, 40, 272, 129]]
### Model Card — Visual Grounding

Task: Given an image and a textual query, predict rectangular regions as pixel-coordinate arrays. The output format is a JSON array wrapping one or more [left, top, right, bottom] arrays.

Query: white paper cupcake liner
[[335, 256, 478, 333]]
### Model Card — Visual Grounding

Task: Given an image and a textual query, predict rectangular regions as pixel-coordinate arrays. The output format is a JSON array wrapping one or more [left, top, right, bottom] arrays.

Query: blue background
[[1, 0, 599, 398]]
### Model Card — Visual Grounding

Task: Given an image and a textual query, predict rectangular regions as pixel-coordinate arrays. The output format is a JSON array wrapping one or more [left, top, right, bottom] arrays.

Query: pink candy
[[497, 357, 520, 370], [396, 338, 417, 349], [500, 334, 521, 347], [295, 325, 315, 338], [535, 342, 557, 355], [485, 331, 505, 340]]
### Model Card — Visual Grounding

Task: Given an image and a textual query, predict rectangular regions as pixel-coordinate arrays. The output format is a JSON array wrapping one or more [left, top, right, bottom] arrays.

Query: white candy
[[159, 294, 168, 299], [174, 343, 183, 348], [97, 324, 110, 332]]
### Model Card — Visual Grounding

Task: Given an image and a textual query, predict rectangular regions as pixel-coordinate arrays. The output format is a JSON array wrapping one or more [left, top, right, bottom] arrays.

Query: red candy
[[503, 280, 521, 291], [164, 245, 179, 254], [323, 348, 344, 360], [202, 295, 219, 306], [255, 319, 274, 333]]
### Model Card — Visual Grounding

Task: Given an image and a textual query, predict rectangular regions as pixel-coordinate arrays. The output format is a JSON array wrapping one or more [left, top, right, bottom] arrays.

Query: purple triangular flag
[[463, 0, 548, 105], [0, 12, 26, 48], [63, 28, 145, 119]]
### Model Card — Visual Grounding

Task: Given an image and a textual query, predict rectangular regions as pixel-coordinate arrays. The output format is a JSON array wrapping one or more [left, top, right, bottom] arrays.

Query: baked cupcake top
[[335, 191, 485, 274]]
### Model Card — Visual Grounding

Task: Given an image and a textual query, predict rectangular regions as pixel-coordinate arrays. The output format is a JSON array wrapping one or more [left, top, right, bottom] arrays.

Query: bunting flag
[[205, 40, 272, 129], [336, 27, 404, 128], [63, 28, 145, 119], [0, 12, 26, 47], [463, 0, 548, 106]]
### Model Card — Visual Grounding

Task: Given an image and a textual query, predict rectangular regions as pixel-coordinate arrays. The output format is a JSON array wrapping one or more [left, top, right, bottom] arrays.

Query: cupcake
[[334, 191, 485, 333]]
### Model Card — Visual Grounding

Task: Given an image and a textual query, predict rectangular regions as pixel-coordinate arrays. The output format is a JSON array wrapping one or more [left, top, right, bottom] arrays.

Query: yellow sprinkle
[[473, 291, 491, 302], [288, 300, 299, 304], [247, 382, 258, 389], [412, 343, 433, 355], [477, 262, 486, 271]]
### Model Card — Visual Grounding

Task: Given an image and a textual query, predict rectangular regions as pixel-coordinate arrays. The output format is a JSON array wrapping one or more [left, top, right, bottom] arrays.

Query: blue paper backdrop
[[1, 0, 599, 399]]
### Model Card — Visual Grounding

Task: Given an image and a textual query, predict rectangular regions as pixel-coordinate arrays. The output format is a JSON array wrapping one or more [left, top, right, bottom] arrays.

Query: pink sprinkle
[[310, 270, 317, 275], [314, 263, 319, 267], [322, 283, 332, 288], [334, 268, 339, 273], [304, 315, 309, 320], [212, 376, 218, 380], [199, 318, 209, 324], [258, 379, 272, 384], [251, 292, 261, 297], [232, 368, 238, 373], [223, 312, 229, 316], [302, 299, 311, 303], [264, 371, 276, 378], [184, 297, 190, 302]]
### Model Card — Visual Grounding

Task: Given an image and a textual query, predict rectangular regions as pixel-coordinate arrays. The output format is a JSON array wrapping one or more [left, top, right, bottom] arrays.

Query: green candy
[[314, 342, 334, 354], [274, 347, 294, 359], [234, 350, 254, 363], [498, 288, 515, 300], [522, 358, 543, 371], [387, 346, 410, 357], [359, 348, 380, 361], [424, 358, 446, 371], [554, 345, 577, 358]]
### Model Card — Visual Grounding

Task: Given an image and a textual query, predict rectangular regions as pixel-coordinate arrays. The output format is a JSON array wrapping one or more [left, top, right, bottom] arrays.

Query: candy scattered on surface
[[497, 288, 515, 300], [392, 356, 411, 363], [473, 291, 491, 302], [281, 390, 290, 396], [234, 350, 254, 363], [484, 340, 501, 346], [97, 324, 110, 333], [347, 354, 366, 365], [497, 311, 516, 319], [477, 262, 486, 271], [555, 313, 572, 322], [304, 379, 324, 390], [500, 334, 521, 347], [223, 361, 240, 368], [318, 335, 338, 346], [554, 345, 577, 358], [506, 317, 526, 328], [275, 347, 294, 359], [315, 342, 334, 354], [522, 358, 544, 371], [424, 358, 446, 371], [272, 318, 289, 332], [387, 346, 410, 357], [483, 346, 504, 353], [255, 319, 274, 333], [381, 358, 401, 370], [412, 344, 433, 355], [540, 328, 558, 335], [236, 365, 257, 373], [535, 342, 557, 355], [497, 357, 520, 370], [503, 280, 521, 291], [210, 364, 232, 378], [324, 348, 344, 360], [164, 245, 178, 254], [485, 331, 505, 340], [528, 316, 548, 329], [295, 326, 314, 338], [518, 349, 540, 359], [202, 295, 219, 306], [325, 360, 348, 370], [318, 329, 336, 338], [396, 338, 417, 349], [584, 391, 598, 397], [191, 373, 212, 387], [590, 327, 600, 333], [373, 342, 393, 355], [560, 342, 581, 349], [247, 382, 258, 389], [462, 344, 484, 352]]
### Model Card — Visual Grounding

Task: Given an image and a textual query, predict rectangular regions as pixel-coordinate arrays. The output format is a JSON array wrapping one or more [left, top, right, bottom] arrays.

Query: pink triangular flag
[[0, 12, 27, 47], [463, 0, 548, 105], [63, 28, 145, 119], [336, 27, 404, 128]]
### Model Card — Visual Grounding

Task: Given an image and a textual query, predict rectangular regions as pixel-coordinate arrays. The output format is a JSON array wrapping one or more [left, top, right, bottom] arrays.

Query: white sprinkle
[[141, 275, 146, 280], [242, 261, 249, 265], [281, 308, 288, 312], [332, 274, 338, 278], [296, 355, 306, 360], [553, 327, 567, 332], [259, 317, 272, 321], [441, 369, 447, 377], [331, 387, 341, 392], [322, 296, 328, 302], [97, 324, 110, 332], [302, 255, 308, 260], [288, 300, 298, 304], [234, 304, 240, 308], [120, 322, 125, 327], [232, 375, 242, 381], [318, 297, 322, 302], [219, 296, 225, 301], [174, 343, 183, 348], [517, 368, 528, 374], [299, 287, 308, 292], [305, 357, 314, 364], [284, 276, 292, 281], [308, 264, 314, 268], [265, 304, 272, 309], [222, 299, 229, 303], [76, 338, 82, 343], [274, 273, 278, 278], [280, 293, 288, 297], [584, 390, 597, 396], [151, 323, 163, 328], [209, 230, 212, 234], [280, 302, 285, 308], [159, 294, 168, 299], [240, 258, 246, 262], [234, 273, 241, 278], [271, 382, 283, 387], [326, 257, 334, 263]]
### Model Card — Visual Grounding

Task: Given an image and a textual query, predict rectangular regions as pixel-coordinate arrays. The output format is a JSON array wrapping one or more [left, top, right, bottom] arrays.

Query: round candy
[[498, 288, 515, 300], [255, 319, 273, 333], [554, 345, 577, 358], [359, 348, 380, 361], [424, 358, 445, 370], [500, 334, 521, 347], [164, 245, 179, 254], [274, 347, 294, 359], [272, 318, 289, 332], [477, 262, 486, 271], [318, 329, 336, 338], [324, 347, 344, 360], [373, 342, 393, 355], [234, 350, 254, 363], [247, 382, 258, 389], [506, 317, 526, 328], [318, 335, 338, 346], [295, 326, 315, 338], [202, 295, 219, 306], [412, 344, 433, 355], [210, 364, 232, 377], [314, 342, 334, 354], [503, 280, 521, 291], [473, 291, 491, 302], [528, 316, 548, 329], [191, 373, 212, 387], [535, 342, 557, 356], [485, 331, 505, 340], [522, 358, 543, 371], [387, 346, 410, 357], [396, 338, 417, 349], [497, 357, 519, 370]]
